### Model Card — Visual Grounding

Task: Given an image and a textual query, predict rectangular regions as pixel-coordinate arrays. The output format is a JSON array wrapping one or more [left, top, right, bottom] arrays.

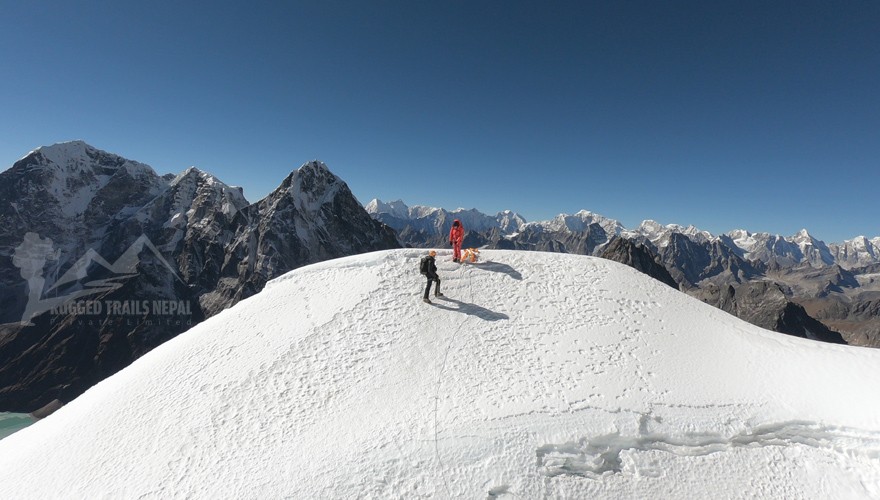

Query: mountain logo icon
[[12, 232, 182, 325]]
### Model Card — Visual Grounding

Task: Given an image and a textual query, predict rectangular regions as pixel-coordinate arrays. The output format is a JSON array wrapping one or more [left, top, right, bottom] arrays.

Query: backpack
[[420, 256, 430, 275]]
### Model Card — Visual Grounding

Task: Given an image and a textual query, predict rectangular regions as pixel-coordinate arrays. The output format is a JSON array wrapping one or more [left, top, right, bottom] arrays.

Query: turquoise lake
[[0, 412, 35, 441]]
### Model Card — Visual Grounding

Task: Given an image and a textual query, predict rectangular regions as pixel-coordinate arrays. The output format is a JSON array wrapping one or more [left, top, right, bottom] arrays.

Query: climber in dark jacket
[[420, 250, 443, 303]]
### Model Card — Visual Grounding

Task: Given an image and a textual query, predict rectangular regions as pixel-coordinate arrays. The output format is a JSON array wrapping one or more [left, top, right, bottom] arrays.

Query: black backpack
[[420, 256, 430, 275]]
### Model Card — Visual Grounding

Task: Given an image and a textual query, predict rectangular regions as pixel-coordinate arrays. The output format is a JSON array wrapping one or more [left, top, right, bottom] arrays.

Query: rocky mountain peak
[[161, 166, 249, 222], [172, 166, 207, 181], [794, 228, 812, 240], [637, 219, 665, 234], [271, 161, 346, 210], [495, 210, 526, 233]]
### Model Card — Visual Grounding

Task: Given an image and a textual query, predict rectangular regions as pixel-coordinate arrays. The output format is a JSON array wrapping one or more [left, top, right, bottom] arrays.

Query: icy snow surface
[[1, 250, 879, 498]]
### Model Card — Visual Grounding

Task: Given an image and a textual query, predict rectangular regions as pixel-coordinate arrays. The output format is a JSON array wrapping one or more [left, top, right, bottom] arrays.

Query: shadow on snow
[[467, 261, 523, 280], [432, 296, 508, 322]]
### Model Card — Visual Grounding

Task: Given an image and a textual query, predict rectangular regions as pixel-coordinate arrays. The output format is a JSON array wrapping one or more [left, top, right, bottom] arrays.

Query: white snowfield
[[2, 250, 879, 499]]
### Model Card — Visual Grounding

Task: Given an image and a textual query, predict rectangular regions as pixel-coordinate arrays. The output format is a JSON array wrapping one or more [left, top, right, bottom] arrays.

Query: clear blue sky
[[1, 1, 877, 242]]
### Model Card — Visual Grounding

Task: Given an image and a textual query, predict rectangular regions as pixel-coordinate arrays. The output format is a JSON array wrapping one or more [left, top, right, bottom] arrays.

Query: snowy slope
[[1, 250, 879, 499]]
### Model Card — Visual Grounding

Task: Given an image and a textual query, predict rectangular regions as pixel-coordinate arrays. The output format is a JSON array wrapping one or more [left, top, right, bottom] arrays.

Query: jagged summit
[[286, 159, 334, 183], [173, 165, 207, 179], [265, 162, 369, 220], [274, 161, 341, 198], [290, 160, 346, 206], [161, 165, 249, 222], [365, 198, 410, 219], [170, 166, 245, 198]]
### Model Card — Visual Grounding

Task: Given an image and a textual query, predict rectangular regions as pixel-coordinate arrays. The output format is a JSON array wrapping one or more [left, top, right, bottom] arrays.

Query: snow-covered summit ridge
[[26, 140, 159, 180], [9, 141, 166, 219], [1, 249, 878, 498]]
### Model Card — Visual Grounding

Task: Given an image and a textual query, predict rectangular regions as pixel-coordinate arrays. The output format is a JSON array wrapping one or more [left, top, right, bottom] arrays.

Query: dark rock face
[[599, 237, 678, 289], [488, 223, 609, 256], [777, 302, 847, 344], [800, 292, 880, 327], [695, 281, 846, 344], [643, 235, 761, 289], [0, 281, 204, 412], [0, 145, 400, 412], [199, 162, 399, 316]]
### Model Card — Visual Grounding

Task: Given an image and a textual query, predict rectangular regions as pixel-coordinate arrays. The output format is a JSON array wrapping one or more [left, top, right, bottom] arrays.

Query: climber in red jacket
[[449, 219, 464, 263]]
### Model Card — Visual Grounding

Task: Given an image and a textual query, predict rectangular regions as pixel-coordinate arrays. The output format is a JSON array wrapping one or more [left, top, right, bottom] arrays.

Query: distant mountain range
[[366, 199, 880, 347], [366, 199, 880, 269]]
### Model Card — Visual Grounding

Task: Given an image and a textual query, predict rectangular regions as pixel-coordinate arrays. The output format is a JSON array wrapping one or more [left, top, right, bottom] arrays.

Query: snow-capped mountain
[[2, 250, 879, 498], [495, 217, 612, 255], [367, 201, 879, 271], [0, 143, 398, 413], [363, 198, 410, 220], [724, 228, 835, 268], [0, 142, 168, 321], [13, 140, 165, 221], [829, 235, 880, 269], [524, 210, 625, 240], [630, 220, 716, 247]]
